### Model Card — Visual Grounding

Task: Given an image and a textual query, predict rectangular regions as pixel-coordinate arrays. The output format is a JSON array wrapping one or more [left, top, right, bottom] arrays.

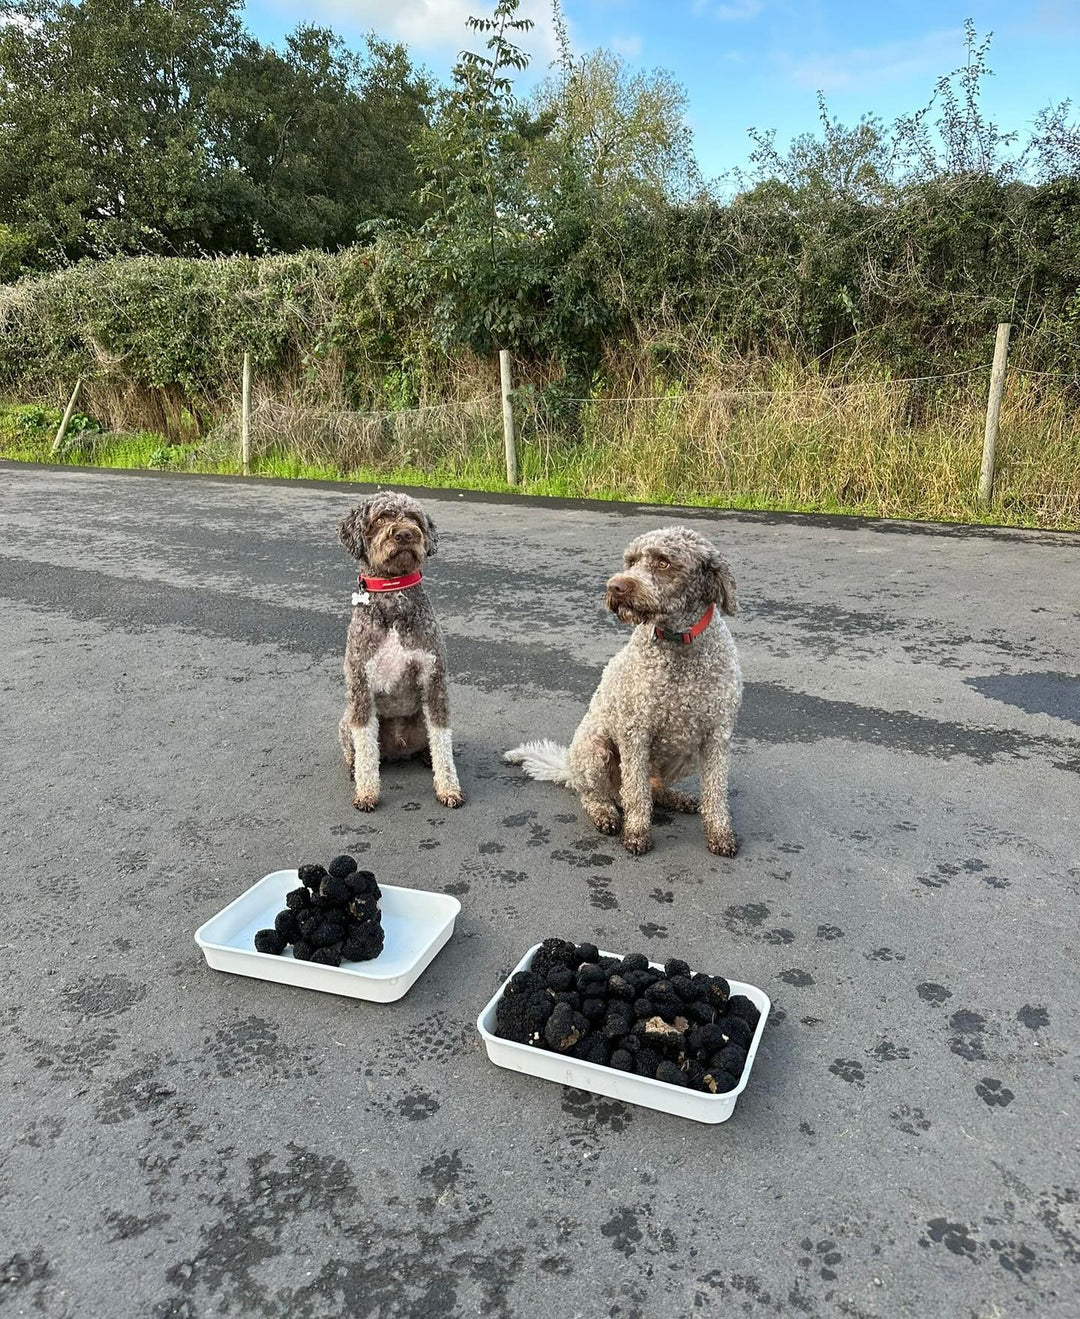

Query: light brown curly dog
[[506, 526, 740, 857]]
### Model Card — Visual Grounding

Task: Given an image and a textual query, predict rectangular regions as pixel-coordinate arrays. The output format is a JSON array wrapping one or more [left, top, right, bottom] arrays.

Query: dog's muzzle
[[605, 574, 658, 624]]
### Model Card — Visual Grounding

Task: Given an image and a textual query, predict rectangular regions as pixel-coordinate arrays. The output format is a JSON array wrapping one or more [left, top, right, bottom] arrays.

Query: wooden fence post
[[979, 323, 1011, 507], [241, 350, 252, 476], [51, 378, 83, 456], [499, 348, 517, 486]]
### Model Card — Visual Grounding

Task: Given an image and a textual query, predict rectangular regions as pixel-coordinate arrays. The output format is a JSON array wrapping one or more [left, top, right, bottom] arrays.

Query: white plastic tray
[[478, 944, 770, 1123], [195, 869, 460, 1003]]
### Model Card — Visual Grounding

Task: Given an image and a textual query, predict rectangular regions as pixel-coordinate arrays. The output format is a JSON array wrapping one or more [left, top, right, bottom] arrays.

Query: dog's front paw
[[353, 790, 380, 812], [706, 825, 738, 857], [623, 831, 652, 857], [436, 786, 465, 809], [586, 805, 621, 835]]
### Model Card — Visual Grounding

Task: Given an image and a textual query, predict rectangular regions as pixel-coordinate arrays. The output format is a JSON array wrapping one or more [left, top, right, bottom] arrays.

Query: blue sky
[[244, 0, 1080, 180]]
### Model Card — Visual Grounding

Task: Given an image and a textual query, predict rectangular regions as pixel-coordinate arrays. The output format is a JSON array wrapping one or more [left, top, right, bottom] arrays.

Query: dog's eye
[[654, 558, 670, 571]]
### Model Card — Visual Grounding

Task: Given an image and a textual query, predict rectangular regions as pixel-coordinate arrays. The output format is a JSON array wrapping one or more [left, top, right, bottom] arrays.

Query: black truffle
[[727, 995, 760, 1029], [524, 994, 554, 1026], [346, 870, 381, 900], [310, 892, 344, 912], [611, 1049, 636, 1072], [636, 1047, 663, 1077], [544, 1002, 588, 1052], [575, 963, 607, 993], [347, 894, 380, 924], [602, 1005, 635, 1040], [306, 915, 347, 949], [664, 958, 691, 979], [297, 864, 327, 891], [717, 1017, 754, 1050], [292, 939, 316, 961], [341, 923, 384, 962], [670, 974, 701, 1003], [496, 984, 553, 1044], [684, 1059, 707, 1090], [254, 929, 287, 955], [327, 854, 358, 878], [687, 1000, 716, 1025], [311, 946, 343, 967], [274, 910, 300, 941], [495, 995, 533, 1044], [320, 874, 352, 904], [285, 887, 311, 911], [505, 970, 544, 998], [621, 953, 650, 973], [581, 996, 606, 1022], [703, 1068, 739, 1094], [545, 965, 574, 992], [690, 1023, 729, 1056], [606, 974, 634, 1001], [711, 1044, 748, 1078], [655, 1060, 689, 1087], [706, 975, 731, 1011], [531, 938, 578, 978], [574, 943, 601, 965], [572, 1034, 610, 1067]]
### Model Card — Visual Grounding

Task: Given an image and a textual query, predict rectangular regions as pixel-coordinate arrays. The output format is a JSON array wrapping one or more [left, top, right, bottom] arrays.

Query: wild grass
[[3, 362, 1078, 531]]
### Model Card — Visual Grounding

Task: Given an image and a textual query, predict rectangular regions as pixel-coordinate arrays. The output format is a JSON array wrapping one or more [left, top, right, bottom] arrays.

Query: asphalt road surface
[[2, 463, 1078, 1319]]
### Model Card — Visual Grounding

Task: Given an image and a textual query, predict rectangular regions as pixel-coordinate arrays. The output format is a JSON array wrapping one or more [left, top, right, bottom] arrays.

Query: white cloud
[[692, 0, 764, 20], [778, 28, 965, 93], [610, 32, 643, 59], [267, 0, 559, 63]]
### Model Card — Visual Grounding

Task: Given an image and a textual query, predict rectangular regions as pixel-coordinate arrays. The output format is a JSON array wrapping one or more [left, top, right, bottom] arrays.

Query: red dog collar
[[654, 602, 714, 645], [358, 571, 423, 592]]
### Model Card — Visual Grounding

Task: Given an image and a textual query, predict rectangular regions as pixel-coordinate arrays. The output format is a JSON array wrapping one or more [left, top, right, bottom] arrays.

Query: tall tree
[[0, 0, 239, 265], [211, 29, 430, 252], [0, 0, 430, 271]]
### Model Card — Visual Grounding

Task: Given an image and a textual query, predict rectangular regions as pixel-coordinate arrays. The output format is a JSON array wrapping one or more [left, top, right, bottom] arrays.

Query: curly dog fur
[[506, 526, 741, 856], [338, 491, 464, 811]]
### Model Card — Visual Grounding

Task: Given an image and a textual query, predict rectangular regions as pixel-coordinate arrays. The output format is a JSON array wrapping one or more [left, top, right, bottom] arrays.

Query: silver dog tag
[[352, 590, 371, 607]]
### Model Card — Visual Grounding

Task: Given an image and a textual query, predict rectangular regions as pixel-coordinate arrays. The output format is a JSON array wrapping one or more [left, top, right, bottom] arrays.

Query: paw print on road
[[798, 1238, 843, 1282], [890, 1105, 931, 1134], [976, 1077, 1014, 1108], [829, 1058, 865, 1085]]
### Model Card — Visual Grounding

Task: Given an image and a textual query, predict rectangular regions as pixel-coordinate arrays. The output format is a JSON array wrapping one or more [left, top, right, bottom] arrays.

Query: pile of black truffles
[[494, 938, 761, 1094], [253, 855, 384, 967]]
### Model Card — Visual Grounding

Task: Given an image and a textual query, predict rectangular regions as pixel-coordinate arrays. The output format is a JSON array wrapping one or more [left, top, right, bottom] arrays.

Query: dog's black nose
[[394, 527, 416, 544]]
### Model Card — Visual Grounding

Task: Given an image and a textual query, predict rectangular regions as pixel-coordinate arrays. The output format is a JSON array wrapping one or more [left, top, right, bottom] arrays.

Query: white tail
[[504, 739, 573, 786]]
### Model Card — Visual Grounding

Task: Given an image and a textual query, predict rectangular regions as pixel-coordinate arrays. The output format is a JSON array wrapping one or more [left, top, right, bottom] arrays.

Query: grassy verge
[[3, 392, 1077, 531]]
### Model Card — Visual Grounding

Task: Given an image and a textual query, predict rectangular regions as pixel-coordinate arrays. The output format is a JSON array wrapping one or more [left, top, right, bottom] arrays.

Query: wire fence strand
[[552, 365, 992, 404]]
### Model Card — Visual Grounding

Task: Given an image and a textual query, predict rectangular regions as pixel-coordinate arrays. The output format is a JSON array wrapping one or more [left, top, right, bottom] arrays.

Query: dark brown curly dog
[[338, 491, 464, 811]]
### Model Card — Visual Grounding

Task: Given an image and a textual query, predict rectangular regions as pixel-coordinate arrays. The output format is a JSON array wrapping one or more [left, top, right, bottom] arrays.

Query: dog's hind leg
[[651, 778, 700, 814], [569, 726, 622, 836]]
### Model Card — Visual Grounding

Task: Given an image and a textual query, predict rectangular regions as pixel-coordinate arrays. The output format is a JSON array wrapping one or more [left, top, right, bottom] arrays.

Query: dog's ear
[[418, 507, 438, 558], [704, 549, 737, 615], [339, 501, 373, 560]]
